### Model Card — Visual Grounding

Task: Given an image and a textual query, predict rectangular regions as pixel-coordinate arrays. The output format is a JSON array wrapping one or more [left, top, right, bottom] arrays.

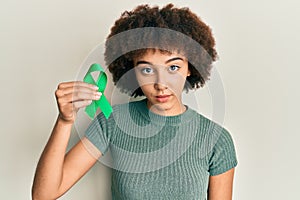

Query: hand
[[55, 81, 101, 124]]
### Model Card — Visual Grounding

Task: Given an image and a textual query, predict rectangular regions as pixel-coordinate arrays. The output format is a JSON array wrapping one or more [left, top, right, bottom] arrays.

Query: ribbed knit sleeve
[[208, 128, 238, 176], [85, 112, 113, 156]]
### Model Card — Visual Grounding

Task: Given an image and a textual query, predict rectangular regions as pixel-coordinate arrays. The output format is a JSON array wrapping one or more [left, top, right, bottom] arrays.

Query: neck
[[147, 100, 187, 116]]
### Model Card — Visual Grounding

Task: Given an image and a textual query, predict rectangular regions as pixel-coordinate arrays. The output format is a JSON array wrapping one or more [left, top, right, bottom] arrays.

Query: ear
[[187, 69, 191, 77]]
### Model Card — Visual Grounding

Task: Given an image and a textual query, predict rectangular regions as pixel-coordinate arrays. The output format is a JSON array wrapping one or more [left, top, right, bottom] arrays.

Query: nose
[[154, 71, 168, 91], [154, 82, 168, 90]]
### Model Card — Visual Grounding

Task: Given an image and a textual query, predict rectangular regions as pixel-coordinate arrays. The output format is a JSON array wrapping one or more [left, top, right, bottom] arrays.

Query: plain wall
[[1, 0, 299, 199]]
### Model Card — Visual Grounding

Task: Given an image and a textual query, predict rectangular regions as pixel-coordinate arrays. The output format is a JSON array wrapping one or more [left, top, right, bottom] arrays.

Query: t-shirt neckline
[[132, 98, 196, 126]]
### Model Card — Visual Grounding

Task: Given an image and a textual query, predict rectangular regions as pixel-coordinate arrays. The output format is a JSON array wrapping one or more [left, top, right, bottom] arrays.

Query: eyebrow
[[166, 57, 184, 63], [135, 57, 184, 66]]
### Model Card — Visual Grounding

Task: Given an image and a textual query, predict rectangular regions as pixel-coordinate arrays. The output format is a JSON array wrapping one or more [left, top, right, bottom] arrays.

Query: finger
[[57, 86, 99, 97], [61, 91, 101, 103], [57, 81, 98, 90], [73, 100, 93, 109]]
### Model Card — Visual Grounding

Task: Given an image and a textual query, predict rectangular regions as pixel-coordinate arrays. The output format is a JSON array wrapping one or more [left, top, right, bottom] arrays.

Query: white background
[[0, 0, 299, 199]]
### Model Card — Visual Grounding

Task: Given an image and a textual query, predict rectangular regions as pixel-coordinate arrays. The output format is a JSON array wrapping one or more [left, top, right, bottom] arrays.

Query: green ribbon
[[83, 63, 113, 119]]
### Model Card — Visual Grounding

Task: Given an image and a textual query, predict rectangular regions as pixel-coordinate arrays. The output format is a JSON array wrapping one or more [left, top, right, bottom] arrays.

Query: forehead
[[134, 49, 187, 62]]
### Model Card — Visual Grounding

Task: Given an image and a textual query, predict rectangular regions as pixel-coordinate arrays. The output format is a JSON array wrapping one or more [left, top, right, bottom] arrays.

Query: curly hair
[[104, 4, 218, 97]]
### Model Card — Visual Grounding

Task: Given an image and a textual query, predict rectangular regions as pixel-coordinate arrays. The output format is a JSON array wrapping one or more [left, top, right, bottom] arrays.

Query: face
[[134, 50, 190, 116]]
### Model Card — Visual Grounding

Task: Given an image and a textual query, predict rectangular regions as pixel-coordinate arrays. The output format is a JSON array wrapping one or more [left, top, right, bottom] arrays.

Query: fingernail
[[93, 85, 99, 90], [96, 92, 102, 96]]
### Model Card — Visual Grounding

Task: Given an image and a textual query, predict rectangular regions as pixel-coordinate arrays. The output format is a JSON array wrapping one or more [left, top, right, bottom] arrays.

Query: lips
[[155, 94, 171, 103]]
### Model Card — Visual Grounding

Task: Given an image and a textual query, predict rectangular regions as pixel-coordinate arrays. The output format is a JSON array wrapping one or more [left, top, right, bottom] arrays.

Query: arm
[[207, 168, 235, 200], [32, 81, 102, 200]]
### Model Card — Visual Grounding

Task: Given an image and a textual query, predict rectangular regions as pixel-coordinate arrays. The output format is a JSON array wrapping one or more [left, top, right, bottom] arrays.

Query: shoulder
[[111, 99, 144, 117], [190, 109, 230, 137], [189, 109, 236, 153], [92, 100, 138, 125], [96, 99, 145, 124]]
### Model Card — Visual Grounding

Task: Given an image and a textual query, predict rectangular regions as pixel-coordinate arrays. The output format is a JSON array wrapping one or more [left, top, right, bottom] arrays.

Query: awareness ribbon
[[83, 63, 113, 119]]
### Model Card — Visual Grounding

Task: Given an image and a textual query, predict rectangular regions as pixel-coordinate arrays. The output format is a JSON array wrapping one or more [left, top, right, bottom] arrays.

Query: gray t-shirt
[[85, 99, 238, 200]]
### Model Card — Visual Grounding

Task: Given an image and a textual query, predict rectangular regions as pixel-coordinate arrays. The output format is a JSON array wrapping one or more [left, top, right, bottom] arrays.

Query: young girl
[[32, 4, 237, 200]]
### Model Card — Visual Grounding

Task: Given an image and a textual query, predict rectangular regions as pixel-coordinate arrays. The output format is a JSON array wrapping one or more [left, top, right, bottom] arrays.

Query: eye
[[141, 67, 154, 75], [168, 65, 180, 72]]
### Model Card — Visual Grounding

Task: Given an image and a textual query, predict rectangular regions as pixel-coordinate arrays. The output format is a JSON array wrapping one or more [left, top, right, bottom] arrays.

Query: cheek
[[140, 84, 153, 95], [168, 74, 187, 90], [135, 73, 156, 86]]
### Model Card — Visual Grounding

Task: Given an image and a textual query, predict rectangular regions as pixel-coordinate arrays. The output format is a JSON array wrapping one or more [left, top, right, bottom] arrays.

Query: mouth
[[155, 94, 171, 103]]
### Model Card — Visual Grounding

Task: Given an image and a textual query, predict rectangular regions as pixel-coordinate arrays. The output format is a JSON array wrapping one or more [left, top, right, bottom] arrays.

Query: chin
[[150, 101, 175, 114]]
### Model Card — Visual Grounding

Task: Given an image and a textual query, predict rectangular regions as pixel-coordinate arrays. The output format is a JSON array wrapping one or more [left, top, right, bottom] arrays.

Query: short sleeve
[[85, 113, 112, 156], [208, 128, 238, 176]]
